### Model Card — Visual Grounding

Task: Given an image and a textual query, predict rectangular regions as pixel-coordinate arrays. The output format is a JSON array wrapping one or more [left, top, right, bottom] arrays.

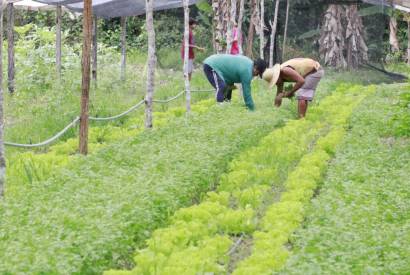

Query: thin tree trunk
[[282, 0, 290, 60], [56, 5, 62, 78], [7, 2, 14, 93], [120, 16, 127, 80], [183, 0, 191, 113], [246, 0, 257, 57], [408, 20, 410, 65], [238, 0, 245, 54], [212, 0, 223, 53], [260, 0, 264, 58], [79, 0, 92, 155], [145, 0, 155, 128], [389, 16, 399, 52], [0, 0, 6, 197], [226, 0, 237, 53], [92, 16, 97, 84], [269, 0, 280, 67]]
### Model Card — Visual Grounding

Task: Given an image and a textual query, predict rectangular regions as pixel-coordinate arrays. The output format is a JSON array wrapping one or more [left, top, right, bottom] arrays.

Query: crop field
[[1, 2, 410, 275]]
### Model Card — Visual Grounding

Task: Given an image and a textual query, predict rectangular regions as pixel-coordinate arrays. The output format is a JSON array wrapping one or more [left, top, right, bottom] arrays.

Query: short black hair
[[189, 18, 198, 26], [254, 59, 267, 78]]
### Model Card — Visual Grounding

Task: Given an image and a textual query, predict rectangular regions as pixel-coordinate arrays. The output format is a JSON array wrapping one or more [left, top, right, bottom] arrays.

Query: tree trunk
[[282, 0, 290, 60], [226, 0, 237, 53], [260, 0, 264, 58], [246, 0, 258, 57], [319, 4, 346, 69], [145, 0, 155, 128], [7, 2, 14, 93], [120, 16, 127, 80], [408, 20, 410, 65], [183, 0, 191, 113], [0, 0, 6, 197], [212, 0, 223, 53], [269, 0, 280, 67], [237, 0, 245, 54], [92, 16, 97, 84], [56, 5, 62, 78], [389, 16, 399, 52], [345, 4, 368, 69], [79, 0, 92, 155]]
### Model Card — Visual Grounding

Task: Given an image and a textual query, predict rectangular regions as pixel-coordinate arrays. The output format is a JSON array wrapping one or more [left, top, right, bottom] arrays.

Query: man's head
[[253, 59, 267, 78], [189, 18, 198, 29]]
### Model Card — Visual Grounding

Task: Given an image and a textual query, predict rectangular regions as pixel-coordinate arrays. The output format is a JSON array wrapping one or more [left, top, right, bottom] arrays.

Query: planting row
[[105, 85, 375, 275], [279, 85, 410, 274], [0, 89, 294, 274]]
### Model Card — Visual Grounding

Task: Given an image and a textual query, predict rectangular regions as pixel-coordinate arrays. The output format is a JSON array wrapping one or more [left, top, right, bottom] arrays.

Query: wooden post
[[56, 4, 62, 78], [92, 16, 97, 84], [226, 0, 236, 54], [79, 0, 92, 155], [7, 2, 14, 93], [260, 0, 264, 58], [0, 0, 6, 197], [120, 16, 127, 80], [183, 0, 191, 113], [145, 0, 155, 128], [282, 0, 290, 60], [269, 0, 280, 67], [237, 0, 244, 54], [407, 19, 410, 65]]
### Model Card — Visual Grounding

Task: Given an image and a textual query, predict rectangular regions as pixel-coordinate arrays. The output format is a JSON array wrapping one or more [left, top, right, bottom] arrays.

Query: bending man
[[263, 58, 324, 118], [203, 54, 267, 110]]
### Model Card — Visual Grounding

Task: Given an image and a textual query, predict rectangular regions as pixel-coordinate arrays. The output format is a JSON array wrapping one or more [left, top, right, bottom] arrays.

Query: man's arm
[[281, 67, 305, 97], [242, 81, 255, 110]]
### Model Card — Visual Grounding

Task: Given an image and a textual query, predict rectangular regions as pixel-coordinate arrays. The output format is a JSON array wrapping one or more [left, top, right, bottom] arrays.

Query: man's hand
[[275, 93, 283, 107]]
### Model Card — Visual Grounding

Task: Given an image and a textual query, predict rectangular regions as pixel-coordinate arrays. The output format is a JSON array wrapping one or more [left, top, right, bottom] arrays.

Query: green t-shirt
[[204, 54, 255, 110]]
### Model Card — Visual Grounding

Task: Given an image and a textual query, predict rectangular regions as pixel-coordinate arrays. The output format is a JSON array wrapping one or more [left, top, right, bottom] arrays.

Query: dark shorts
[[203, 64, 232, 102]]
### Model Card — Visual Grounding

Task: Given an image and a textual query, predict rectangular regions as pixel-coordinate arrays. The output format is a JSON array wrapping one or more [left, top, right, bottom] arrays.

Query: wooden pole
[[56, 5, 62, 78], [282, 0, 290, 60], [269, 0, 280, 67], [92, 16, 97, 84], [0, 0, 6, 197], [7, 2, 14, 93], [145, 0, 155, 128], [408, 20, 410, 65], [260, 0, 264, 58], [120, 16, 127, 80], [79, 0, 92, 155], [183, 0, 191, 113], [226, 0, 236, 54], [237, 0, 244, 54]]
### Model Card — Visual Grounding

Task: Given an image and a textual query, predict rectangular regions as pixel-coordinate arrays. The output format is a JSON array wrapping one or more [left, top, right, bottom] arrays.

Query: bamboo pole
[[120, 16, 127, 80], [0, 0, 6, 197], [282, 0, 290, 60], [260, 0, 264, 58], [269, 0, 280, 67], [56, 4, 62, 77], [92, 16, 97, 84], [79, 0, 92, 155], [183, 0, 191, 113], [7, 2, 14, 93], [145, 0, 155, 128]]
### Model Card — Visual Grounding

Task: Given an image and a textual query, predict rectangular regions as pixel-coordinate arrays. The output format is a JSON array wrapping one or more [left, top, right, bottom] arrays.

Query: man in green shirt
[[203, 54, 267, 110]]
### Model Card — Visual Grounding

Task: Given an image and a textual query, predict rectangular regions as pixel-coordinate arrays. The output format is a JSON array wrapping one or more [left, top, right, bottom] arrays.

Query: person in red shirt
[[181, 18, 205, 81], [230, 22, 242, 55]]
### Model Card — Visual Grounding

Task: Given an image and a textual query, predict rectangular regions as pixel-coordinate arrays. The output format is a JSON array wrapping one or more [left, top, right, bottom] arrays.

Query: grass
[[279, 84, 410, 274]]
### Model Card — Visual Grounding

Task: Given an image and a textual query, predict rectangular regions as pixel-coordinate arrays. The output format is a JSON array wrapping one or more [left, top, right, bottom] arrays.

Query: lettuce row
[[232, 85, 376, 274], [103, 85, 373, 275], [6, 99, 214, 196]]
